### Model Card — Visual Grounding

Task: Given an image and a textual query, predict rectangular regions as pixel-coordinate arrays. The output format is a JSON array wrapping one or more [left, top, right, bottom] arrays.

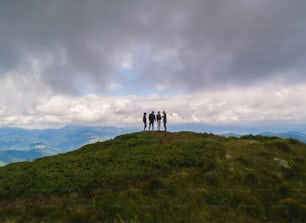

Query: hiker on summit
[[143, 112, 147, 131], [149, 111, 156, 131], [156, 111, 162, 131], [162, 111, 167, 132]]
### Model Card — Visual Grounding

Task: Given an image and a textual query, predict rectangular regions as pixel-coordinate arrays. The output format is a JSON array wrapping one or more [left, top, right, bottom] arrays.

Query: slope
[[0, 131, 305, 222], [0, 125, 133, 165]]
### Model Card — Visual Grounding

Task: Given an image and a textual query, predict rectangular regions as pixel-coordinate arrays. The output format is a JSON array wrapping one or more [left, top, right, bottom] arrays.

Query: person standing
[[156, 111, 162, 131], [149, 111, 156, 131], [162, 111, 167, 132], [143, 112, 147, 131]]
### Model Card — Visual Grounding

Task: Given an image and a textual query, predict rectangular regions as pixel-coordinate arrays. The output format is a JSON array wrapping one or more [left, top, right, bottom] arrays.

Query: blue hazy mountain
[[0, 148, 54, 164], [169, 122, 306, 135], [1, 123, 306, 166], [0, 125, 135, 165], [171, 123, 306, 142], [259, 131, 306, 143]]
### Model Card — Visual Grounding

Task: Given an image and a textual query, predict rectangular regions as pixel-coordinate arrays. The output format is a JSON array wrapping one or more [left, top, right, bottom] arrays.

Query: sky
[[1, 0, 306, 129]]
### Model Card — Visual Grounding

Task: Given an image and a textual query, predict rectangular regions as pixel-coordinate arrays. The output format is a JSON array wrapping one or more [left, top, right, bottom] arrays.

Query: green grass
[[0, 131, 305, 222]]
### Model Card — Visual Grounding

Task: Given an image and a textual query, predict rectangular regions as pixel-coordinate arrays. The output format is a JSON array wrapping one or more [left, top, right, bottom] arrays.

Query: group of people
[[143, 111, 167, 131]]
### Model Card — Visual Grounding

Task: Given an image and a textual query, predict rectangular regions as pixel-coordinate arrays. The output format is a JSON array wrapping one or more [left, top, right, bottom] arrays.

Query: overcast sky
[[1, 0, 306, 129]]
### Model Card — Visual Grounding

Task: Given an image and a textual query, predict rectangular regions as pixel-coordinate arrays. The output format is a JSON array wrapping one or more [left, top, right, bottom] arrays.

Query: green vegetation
[[0, 131, 305, 222]]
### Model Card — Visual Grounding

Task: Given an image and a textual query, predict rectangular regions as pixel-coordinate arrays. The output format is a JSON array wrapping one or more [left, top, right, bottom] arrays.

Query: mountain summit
[[0, 131, 305, 222]]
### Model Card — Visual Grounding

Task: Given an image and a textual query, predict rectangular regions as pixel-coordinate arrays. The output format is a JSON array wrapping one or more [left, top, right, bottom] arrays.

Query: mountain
[[170, 122, 306, 135], [0, 125, 135, 165], [223, 131, 306, 143], [2, 123, 306, 166], [170, 123, 306, 142], [0, 147, 56, 164], [0, 131, 305, 222], [260, 131, 306, 143]]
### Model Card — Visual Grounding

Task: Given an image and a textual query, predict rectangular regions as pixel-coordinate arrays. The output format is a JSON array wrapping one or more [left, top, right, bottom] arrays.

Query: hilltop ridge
[[2, 124, 306, 166], [0, 131, 305, 222]]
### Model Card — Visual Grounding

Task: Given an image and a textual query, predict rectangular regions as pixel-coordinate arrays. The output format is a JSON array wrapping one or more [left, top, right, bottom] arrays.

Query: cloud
[[0, 82, 305, 128], [1, 0, 306, 128], [1, 0, 306, 95]]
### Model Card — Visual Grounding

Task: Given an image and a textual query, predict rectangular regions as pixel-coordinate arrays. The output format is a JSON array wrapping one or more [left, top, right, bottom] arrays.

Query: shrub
[[244, 172, 261, 186], [271, 197, 306, 221], [237, 195, 265, 218], [268, 141, 291, 152], [65, 207, 93, 223], [288, 138, 303, 145], [204, 172, 223, 186], [277, 181, 289, 197]]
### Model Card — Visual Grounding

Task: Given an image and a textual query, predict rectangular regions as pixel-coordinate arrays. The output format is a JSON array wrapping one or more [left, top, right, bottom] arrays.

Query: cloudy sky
[[1, 0, 306, 129]]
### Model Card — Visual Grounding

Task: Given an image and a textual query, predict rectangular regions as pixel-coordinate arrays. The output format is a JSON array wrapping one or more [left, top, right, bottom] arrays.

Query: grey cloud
[[0, 0, 138, 93], [1, 0, 306, 94], [127, 0, 306, 91]]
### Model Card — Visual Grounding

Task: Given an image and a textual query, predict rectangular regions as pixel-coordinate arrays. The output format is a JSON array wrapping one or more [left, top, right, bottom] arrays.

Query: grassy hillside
[[0, 125, 132, 165], [0, 131, 305, 222]]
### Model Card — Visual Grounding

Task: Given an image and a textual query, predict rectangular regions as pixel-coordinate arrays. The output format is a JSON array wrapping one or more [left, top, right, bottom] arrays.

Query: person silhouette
[[149, 111, 156, 131], [162, 111, 167, 132], [143, 112, 147, 131], [156, 111, 162, 131]]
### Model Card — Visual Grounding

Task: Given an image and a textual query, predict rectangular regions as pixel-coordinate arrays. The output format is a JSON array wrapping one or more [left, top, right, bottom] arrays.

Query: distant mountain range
[[0, 148, 54, 164], [0, 125, 136, 165], [260, 131, 306, 143], [169, 122, 306, 135], [170, 123, 306, 142], [1, 123, 306, 166]]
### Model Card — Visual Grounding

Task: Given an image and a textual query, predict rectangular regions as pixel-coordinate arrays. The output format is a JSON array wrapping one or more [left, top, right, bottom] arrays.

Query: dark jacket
[[149, 113, 155, 122], [163, 113, 167, 123]]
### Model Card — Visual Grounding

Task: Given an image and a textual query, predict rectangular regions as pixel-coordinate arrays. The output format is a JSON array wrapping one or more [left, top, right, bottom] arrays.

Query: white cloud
[[1, 74, 306, 129], [120, 54, 134, 70], [1, 0, 306, 129], [105, 82, 121, 90]]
